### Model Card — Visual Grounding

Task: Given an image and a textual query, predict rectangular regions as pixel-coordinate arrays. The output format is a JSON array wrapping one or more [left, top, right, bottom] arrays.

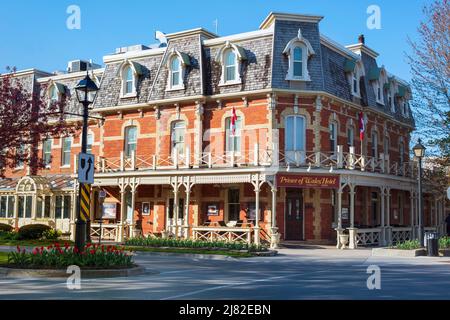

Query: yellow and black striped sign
[[79, 183, 91, 222]]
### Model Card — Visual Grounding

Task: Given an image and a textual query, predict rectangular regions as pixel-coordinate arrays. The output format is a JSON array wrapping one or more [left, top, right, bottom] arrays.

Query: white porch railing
[[94, 144, 422, 180], [192, 227, 252, 244], [90, 224, 118, 241], [355, 228, 382, 246], [391, 227, 413, 244]]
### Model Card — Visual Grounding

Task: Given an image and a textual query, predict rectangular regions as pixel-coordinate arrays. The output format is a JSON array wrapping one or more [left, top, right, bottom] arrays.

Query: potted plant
[[339, 229, 350, 249]]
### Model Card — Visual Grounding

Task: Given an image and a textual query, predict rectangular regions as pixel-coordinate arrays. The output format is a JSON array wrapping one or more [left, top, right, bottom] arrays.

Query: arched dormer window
[[49, 85, 59, 103], [167, 50, 190, 91], [118, 60, 144, 98], [349, 61, 365, 98], [369, 66, 387, 105], [283, 29, 315, 81], [48, 83, 65, 105], [217, 41, 247, 86]]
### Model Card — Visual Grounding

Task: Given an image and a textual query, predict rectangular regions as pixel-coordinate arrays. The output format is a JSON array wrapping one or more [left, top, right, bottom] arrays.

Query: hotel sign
[[277, 174, 340, 189]]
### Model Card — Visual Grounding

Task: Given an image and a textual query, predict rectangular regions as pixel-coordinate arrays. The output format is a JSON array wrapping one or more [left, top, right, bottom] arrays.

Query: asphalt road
[[1, 245, 449, 300]]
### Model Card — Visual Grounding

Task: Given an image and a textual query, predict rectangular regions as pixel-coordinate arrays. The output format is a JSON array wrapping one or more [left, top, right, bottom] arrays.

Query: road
[[1, 245, 449, 300]]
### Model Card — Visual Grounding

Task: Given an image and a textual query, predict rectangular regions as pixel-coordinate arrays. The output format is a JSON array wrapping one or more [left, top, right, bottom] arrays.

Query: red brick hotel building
[[0, 12, 448, 249]]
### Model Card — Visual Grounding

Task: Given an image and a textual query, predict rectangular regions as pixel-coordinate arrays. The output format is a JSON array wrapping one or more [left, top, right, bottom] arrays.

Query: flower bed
[[392, 239, 421, 250], [7, 243, 134, 270], [125, 237, 267, 252]]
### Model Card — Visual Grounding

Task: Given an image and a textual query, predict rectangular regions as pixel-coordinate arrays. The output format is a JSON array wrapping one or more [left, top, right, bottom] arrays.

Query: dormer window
[[49, 85, 59, 103], [224, 49, 237, 82], [167, 50, 190, 91], [217, 42, 247, 86], [171, 56, 181, 87], [118, 60, 144, 98], [124, 66, 134, 94], [369, 67, 386, 105], [283, 29, 315, 81], [349, 61, 364, 98], [352, 73, 359, 95]]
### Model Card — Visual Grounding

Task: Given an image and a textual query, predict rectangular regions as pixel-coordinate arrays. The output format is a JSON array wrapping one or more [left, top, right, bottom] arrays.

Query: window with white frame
[[224, 49, 238, 82], [36, 195, 51, 219], [18, 195, 32, 218], [124, 126, 137, 158], [371, 131, 378, 158], [49, 85, 59, 104], [123, 65, 135, 95], [16, 144, 26, 168], [170, 56, 182, 88], [374, 80, 384, 104], [171, 121, 186, 157], [0, 195, 15, 218], [329, 121, 338, 153], [225, 116, 242, 153], [384, 136, 390, 156], [283, 29, 314, 81], [61, 137, 72, 167], [347, 126, 355, 147], [42, 139, 52, 167], [399, 141, 405, 166], [285, 115, 306, 153], [349, 62, 364, 98], [55, 195, 71, 219]]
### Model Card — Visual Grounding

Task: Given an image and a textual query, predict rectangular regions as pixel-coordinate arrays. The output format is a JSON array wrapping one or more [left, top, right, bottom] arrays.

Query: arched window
[[224, 49, 237, 82], [171, 121, 186, 157], [49, 85, 59, 103], [42, 139, 52, 167], [124, 126, 137, 158], [170, 56, 181, 88], [347, 126, 355, 148], [371, 131, 378, 158], [329, 121, 338, 153], [283, 29, 314, 81], [124, 66, 134, 94], [293, 47, 303, 77], [225, 116, 242, 153], [399, 141, 405, 166], [285, 115, 306, 163]]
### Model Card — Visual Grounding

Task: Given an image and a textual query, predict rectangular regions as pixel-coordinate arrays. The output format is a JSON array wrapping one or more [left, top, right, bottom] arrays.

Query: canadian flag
[[230, 107, 238, 136], [359, 112, 367, 141]]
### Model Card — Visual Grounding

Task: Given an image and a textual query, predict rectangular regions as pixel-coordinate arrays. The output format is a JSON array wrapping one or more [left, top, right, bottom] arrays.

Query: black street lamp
[[413, 138, 426, 247], [74, 73, 99, 250]]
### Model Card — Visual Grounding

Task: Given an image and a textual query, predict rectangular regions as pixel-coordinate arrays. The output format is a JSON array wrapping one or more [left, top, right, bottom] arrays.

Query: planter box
[[372, 248, 426, 257], [440, 249, 450, 257]]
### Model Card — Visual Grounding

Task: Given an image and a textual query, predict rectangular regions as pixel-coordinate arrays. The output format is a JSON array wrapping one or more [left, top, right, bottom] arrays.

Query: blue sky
[[0, 0, 429, 81]]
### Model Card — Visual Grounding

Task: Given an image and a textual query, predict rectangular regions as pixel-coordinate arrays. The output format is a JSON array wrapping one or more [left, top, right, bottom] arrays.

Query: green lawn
[[126, 246, 254, 258], [0, 252, 8, 265]]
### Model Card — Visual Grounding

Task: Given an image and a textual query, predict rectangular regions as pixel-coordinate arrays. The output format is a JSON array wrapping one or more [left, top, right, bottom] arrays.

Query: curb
[[0, 265, 149, 279], [135, 250, 278, 260], [372, 248, 426, 257]]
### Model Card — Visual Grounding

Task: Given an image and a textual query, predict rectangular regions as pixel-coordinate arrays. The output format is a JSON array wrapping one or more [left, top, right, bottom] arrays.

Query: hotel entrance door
[[285, 189, 304, 240]]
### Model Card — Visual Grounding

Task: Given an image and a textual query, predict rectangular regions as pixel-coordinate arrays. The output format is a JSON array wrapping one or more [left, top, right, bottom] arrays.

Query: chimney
[[358, 34, 365, 45]]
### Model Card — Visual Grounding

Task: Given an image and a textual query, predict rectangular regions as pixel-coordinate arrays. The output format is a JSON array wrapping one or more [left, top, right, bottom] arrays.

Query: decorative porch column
[[182, 177, 195, 239], [380, 187, 386, 246], [269, 181, 280, 249], [117, 178, 127, 242], [385, 188, 392, 246], [348, 184, 357, 249], [129, 178, 140, 238], [70, 181, 78, 241], [171, 177, 180, 239], [251, 174, 263, 246], [335, 186, 345, 249]]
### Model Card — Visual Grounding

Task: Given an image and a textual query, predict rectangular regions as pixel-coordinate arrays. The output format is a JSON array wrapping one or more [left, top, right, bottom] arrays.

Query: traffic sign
[[78, 153, 95, 184]]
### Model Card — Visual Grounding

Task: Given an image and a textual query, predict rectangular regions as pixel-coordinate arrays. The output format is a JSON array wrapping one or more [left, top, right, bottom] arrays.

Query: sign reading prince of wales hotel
[[0, 12, 447, 250]]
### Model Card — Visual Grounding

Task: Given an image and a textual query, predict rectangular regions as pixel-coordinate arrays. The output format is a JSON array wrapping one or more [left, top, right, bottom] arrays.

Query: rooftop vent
[[115, 44, 150, 54], [67, 60, 101, 73]]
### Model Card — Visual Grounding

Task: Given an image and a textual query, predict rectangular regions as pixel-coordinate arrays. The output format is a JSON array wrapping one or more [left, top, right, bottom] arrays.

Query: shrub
[[395, 239, 421, 250], [8, 243, 134, 269], [42, 229, 61, 240], [0, 231, 20, 241], [18, 224, 51, 240], [439, 236, 450, 249], [125, 237, 267, 252], [0, 224, 13, 232]]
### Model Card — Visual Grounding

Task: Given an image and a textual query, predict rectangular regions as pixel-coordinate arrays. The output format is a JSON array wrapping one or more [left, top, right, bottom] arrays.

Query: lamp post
[[413, 138, 426, 247], [74, 73, 99, 250]]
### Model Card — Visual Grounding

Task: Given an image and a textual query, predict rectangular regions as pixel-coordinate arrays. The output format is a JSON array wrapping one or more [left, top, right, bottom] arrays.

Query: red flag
[[230, 107, 237, 136], [359, 112, 366, 141]]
